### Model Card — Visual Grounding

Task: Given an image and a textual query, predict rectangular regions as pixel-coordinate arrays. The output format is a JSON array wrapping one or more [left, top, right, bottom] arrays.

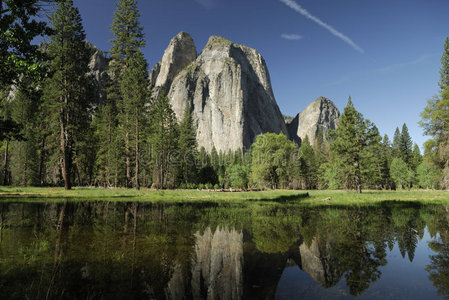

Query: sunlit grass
[[304, 189, 449, 206], [0, 186, 448, 205], [0, 186, 307, 203]]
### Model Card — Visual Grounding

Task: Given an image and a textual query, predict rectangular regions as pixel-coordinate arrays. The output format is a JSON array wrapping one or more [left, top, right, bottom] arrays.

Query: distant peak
[[314, 96, 332, 103], [169, 32, 194, 45], [174, 31, 192, 39], [206, 35, 233, 47]]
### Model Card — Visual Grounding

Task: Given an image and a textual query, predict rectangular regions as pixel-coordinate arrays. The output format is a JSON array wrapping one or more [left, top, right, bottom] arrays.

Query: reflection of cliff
[[299, 237, 341, 288], [191, 227, 243, 300]]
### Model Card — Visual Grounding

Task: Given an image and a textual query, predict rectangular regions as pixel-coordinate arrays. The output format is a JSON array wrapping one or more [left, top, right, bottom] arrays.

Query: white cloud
[[281, 33, 303, 40], [279, 0, 364, 53]]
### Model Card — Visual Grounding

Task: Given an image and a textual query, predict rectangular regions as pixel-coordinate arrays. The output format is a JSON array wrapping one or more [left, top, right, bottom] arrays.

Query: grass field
[[0, 186, 308, 203], [0, 186, 448, 205]]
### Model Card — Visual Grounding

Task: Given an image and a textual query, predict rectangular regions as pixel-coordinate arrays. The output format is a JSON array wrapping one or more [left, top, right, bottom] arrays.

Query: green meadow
[[0, 186, 448, 206]]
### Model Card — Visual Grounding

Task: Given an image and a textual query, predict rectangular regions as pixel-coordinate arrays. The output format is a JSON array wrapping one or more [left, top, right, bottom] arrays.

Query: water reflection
[[0, 201, 448, 299]]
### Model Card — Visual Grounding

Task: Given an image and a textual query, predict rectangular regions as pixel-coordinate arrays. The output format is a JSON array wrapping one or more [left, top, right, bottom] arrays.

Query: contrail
[[279, 0, 364, 53]]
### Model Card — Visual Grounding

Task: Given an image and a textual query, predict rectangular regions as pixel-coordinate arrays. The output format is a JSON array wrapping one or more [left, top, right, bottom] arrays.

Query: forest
[[1, 0, 448, 193]]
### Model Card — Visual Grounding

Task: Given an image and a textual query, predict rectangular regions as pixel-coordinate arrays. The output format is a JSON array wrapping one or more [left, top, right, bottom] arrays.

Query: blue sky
[[71, 0, 449, 149]]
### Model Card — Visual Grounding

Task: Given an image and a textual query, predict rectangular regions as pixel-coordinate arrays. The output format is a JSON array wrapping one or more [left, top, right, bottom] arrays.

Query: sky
[[68, 0, 449, 149]]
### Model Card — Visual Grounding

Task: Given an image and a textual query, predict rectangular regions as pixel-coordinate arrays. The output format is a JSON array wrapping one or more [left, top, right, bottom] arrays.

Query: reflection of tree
[[427, 239, 449, 298], [1, 201, 448, 298], [426, 208, 449, 299], [392, 207, 424, 262], [329, 209, 387, 296], [251, 208, 300, 254], [252, 218, 299, 254]]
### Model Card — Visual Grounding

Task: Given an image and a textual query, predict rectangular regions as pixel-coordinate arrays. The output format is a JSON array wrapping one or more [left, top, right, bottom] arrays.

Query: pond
[[0, 200, 448, 299]]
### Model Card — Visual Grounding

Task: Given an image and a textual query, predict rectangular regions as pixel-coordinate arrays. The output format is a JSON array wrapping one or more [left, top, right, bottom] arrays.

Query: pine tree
[[118, 50, 148, 189], [392, 127, 401, 159], [381, 134, 393, 189], [93, 77, 121, 187], [329, 97, 374, 193], [210, 146, 219, 170], [43, 0, 92, 190], [10, 86, 40, 186], [178, 103, 198, 185], [411, 143, 422, 171], [150, 93, 178, 189], [400, 123, 413, 165], [439, 37, 449, 91], [109, 0, 146, 188], [361, 124, 383, 189], [296, 135, 317, 189]]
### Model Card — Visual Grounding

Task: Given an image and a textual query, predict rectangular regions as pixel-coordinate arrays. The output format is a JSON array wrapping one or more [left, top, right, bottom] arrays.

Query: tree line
[[0, 0, 447, 192]]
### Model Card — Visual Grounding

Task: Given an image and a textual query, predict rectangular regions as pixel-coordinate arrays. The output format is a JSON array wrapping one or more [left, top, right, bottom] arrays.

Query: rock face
[[191, 226, 243, 300], [287, 96, 340, 145], [299, 237, 341, 288], [87, 43, 109, 103], [150, 32, 197, 94], [161, 35, 287, 152]]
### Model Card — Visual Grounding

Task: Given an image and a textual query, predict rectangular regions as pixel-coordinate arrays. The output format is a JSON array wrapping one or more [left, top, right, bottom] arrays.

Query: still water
[[0, 200, 448, 299]]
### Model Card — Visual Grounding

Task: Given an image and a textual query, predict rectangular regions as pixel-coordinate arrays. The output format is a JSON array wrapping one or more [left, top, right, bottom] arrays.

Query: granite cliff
[[150, 33, 288, 152], [287, 96, 340, 145], [149, 32, 197, 96]]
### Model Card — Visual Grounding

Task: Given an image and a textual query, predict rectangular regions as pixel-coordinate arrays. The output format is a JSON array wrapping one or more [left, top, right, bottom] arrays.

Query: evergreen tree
[[118, 50, 148, 189], [329, 97, 375, 193], [319, 160, 342, 189], [198, 147, 209, 168], [10, 85, 40, 186], [210, 146, 219, 171], [42, 0, 92, 190], [439, 37, 449, 90], [392, 127, 401, 158], [361, 124, 383, 189], [296, 135, 317, 189], [150, 93, 178, 189], [109, 0, 146, 187], [380, 134, 393, 189], [93, 76, 122, 187], [399, 123, 413, 165], [411, 143, 422, 171], [178, 103, 198, 185]]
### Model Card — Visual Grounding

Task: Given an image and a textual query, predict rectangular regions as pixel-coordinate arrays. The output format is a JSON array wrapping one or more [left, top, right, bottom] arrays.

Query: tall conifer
[[392, 127, 401, 158], [178, 103, 198, 185], [400, 123, 413, 165], [329, 97, 375, 193], [150, 93, 178, 189], [439, 37, 449, 91], [43, 0, 92, 190], [109, 0, 146, 188]]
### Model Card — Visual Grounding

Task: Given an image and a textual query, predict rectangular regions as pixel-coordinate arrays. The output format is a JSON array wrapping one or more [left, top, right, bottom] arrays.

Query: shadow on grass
[[251, 192, 310, 203]]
